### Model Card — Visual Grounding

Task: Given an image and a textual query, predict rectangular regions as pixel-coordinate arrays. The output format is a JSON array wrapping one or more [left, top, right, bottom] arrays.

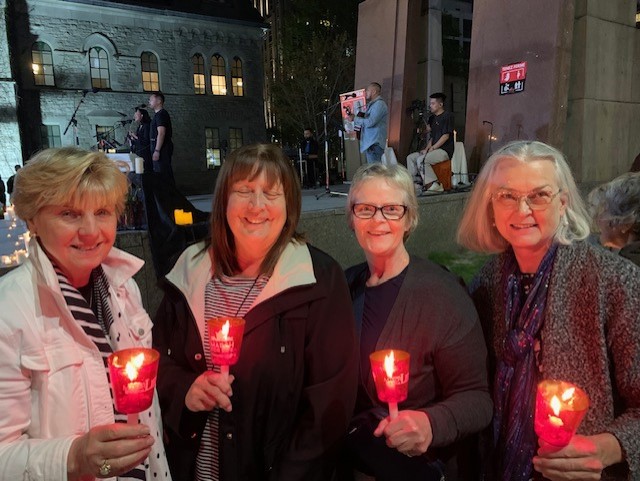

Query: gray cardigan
[[346, 256, 493, 448], [470, 242, 640, 480]]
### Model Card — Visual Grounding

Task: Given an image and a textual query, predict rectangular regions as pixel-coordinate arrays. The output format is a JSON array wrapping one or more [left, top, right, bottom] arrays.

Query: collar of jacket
[[26, 237, 144, 291], [165, 240, 317, 323]]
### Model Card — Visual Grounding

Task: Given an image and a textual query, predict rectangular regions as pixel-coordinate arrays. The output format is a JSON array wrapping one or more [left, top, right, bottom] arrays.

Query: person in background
[[405, 92, 454, 194], [153, 143, 358, 480], [340, 163, 492, 481], [347, 82, 388, 164], [458, 140, 640, 481], [589, 171, 640, 266], [7, 164, 21, 205], [149, 91, 174, 184], [130, 106, 153, 173], [0, 147, 170, 480], [0, 175, 5, 218], [299, 127, 319, 188]]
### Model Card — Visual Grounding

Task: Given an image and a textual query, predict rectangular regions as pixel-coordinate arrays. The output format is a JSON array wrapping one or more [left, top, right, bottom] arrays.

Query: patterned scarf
[[493, 244, 558, 481], [55, 265, 146, 481]]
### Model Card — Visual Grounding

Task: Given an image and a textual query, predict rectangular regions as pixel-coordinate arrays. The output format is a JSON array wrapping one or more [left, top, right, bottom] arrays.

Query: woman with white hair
[[458, 141, 640, 481], [589, 171, 640, 266], [340, 163, 492, 480]]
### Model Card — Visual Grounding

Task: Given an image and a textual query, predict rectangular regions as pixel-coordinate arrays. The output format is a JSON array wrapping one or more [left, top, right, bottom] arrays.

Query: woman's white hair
[[457, 140, 591, 253]]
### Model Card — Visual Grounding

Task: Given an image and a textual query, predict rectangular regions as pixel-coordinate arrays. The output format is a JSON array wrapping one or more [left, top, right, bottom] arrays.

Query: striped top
[[195, 274, 269, 481], [56, 267, 147, 481]]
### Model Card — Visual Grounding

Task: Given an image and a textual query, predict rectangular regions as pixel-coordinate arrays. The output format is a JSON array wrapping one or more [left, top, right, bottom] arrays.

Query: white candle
[[135, 157, 144, 174], [454, 130, 457, 144]]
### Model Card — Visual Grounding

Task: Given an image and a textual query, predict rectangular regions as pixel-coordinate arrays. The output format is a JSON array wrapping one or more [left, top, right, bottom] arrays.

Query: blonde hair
[[346, 163, 419, 241], [457, 141, 590, 253], [13, 147, 129, 220]]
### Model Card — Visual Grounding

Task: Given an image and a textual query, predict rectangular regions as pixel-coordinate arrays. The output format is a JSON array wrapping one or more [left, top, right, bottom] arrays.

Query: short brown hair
[[13, 147, 129, 221], [209, 143, 305, 277]]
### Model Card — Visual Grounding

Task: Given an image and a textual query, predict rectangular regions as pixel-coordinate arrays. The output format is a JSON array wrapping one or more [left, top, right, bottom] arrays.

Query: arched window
[[89, 47, 110, 89], [192, 54, 206, 94], [210, 54, 227, 95], [231, 57, 244, 96], [31, 42, 55, 86], [141, 52, 159, 91]]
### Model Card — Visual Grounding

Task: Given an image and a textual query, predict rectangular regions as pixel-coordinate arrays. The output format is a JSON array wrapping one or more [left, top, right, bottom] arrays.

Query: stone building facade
[[3, 0, 266, 194]]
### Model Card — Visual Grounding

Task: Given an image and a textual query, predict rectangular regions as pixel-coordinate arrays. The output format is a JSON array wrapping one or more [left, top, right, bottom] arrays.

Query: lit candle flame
[[124, 353, 145, 381], [561, 387, 575, 402], [221, 320, 230, 340], [550, 395, 561, 416], [383, 351, 395, 379]]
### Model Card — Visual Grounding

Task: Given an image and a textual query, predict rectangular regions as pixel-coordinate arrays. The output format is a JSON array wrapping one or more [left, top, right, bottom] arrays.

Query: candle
[[534, 379, 589, 448], [174, 209, 193, 225], [207, 317, 246, 381], [108, 348, 160, 422], [454, 129, 457, 144], [23, 231, 31, 253], [135, 157, 144, 174], [1, 255, 12, 266], [6, 205, 14, 221], [369, 349, 410, 420]]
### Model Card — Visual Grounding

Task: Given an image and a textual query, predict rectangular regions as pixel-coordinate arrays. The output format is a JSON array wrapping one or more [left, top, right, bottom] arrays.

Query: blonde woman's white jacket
[[0, 240, 171, 481]]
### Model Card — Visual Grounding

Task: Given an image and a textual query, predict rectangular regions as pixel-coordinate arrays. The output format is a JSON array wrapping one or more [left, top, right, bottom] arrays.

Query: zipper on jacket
[[277, 315, 285, 354]]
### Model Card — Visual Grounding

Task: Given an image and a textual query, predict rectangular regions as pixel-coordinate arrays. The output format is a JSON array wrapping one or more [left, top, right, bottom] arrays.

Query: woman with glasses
[[458, 141, 640, 480], [153, 143, 358, 481], [338, 163, 492, 481]]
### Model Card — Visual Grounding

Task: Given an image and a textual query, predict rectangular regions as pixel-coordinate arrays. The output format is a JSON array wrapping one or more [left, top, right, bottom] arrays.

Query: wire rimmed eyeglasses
[[352, 203, 408, 220], [492, 189, 562, 210]]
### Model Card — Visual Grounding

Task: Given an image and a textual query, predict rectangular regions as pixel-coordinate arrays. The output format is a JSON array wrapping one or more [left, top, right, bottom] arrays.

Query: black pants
[[337, 409, 445, 481], [152, 143, 175, 185]]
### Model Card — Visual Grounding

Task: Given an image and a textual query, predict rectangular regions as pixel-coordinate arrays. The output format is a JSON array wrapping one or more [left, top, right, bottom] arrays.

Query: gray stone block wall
[[7, 0, 266, 194]]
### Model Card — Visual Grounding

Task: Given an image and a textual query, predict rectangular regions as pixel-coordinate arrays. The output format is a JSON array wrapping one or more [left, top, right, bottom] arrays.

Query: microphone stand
[[316, 99, 348, 200], [64, 90, 88, 146]]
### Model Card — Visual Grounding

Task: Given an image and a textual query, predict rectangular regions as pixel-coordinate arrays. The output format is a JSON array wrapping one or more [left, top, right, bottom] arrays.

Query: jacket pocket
[[127, 311, 154, 347]]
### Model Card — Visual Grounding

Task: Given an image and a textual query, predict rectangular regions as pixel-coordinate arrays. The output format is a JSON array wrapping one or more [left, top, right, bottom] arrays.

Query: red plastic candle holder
[[534, 379, 590, 447], [370, 349, 410, 418], [108, 348, 159, 415], [207, 317, 246, 366]]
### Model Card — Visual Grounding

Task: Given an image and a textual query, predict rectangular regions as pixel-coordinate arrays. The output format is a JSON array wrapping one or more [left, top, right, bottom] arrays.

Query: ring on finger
[[99, 459, 112, 476]]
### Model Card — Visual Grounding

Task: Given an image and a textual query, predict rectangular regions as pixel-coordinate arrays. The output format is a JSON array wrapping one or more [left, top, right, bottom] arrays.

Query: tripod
[[316, 103, 347, 200]]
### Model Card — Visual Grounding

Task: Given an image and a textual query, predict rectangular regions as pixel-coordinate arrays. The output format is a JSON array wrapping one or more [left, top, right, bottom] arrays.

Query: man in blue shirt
[[348, 82, 388, 164]]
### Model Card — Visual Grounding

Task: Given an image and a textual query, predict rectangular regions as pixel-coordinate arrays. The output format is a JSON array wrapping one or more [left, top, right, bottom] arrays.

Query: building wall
[[7, 0, 266, 194], [0, 0, 23, 181]]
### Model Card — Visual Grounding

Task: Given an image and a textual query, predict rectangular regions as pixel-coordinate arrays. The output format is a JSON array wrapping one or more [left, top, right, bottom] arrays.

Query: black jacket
[[153, 242, 358, 481]]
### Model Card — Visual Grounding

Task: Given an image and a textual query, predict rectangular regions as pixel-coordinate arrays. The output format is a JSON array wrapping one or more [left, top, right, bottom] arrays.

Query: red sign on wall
[[499, 61, 527, 95]]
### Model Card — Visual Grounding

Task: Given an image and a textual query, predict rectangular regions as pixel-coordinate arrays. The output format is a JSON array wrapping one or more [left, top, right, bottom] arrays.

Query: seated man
[[406, 92, 454, 193]]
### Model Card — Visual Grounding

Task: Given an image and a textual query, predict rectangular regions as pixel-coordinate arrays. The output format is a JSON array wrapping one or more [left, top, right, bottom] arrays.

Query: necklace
[[234, 275, 261, 317]]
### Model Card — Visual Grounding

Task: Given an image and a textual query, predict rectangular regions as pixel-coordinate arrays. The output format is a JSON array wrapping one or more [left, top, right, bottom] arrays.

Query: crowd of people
[[0, 134, 638, 481]]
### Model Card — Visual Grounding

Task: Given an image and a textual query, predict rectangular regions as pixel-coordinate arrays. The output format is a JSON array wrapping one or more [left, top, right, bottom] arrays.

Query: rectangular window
[[40, 125, 61, 148], [205, 127, 221, 168], [229, 128, 243, 151]]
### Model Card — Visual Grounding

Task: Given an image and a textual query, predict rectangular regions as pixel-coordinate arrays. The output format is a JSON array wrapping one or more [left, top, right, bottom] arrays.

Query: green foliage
[[427, 250, 490, 284], [271, 0, 359, 145]]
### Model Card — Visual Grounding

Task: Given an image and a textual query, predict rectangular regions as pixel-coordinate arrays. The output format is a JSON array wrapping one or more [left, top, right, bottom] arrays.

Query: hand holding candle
[[108, 348, 160, 423], [369, 349, 410, 420], [207, 317, 246, 381], [534, 379, 589, 448]]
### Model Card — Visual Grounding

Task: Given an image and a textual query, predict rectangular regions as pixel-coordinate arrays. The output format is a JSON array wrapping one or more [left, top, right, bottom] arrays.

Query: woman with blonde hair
[[0, 147, 170, 480], [458, 140, 640, 480]]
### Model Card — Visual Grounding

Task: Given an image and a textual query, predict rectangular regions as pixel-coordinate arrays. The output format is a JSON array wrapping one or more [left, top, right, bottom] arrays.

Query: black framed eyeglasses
[[352, 203, 408, 220], [492, 189, 562, 210]]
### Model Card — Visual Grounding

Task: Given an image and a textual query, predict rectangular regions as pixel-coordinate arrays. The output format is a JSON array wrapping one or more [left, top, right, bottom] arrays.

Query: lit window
[[192, 54, 206, 94], [32, 42, 55, 86], [205, 127, 221, 168], [40, 125, 61, 148], [210, 54, 227, 95], [229, 127, 243, 151], [141, 52, 159, 91], [231, 57, 244, 97], [89, 47, 110, 89]]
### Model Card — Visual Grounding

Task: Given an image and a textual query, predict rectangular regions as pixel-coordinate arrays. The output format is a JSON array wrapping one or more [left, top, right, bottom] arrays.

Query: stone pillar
[[465, 0, 640, 182], [425, 0, 443, 97], [354, 0, 422, 163]]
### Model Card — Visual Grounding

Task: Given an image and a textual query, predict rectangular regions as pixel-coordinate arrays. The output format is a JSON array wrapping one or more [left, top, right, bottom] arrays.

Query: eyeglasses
[[352, 203, 408, 220], [492, 189, 562, 210]]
